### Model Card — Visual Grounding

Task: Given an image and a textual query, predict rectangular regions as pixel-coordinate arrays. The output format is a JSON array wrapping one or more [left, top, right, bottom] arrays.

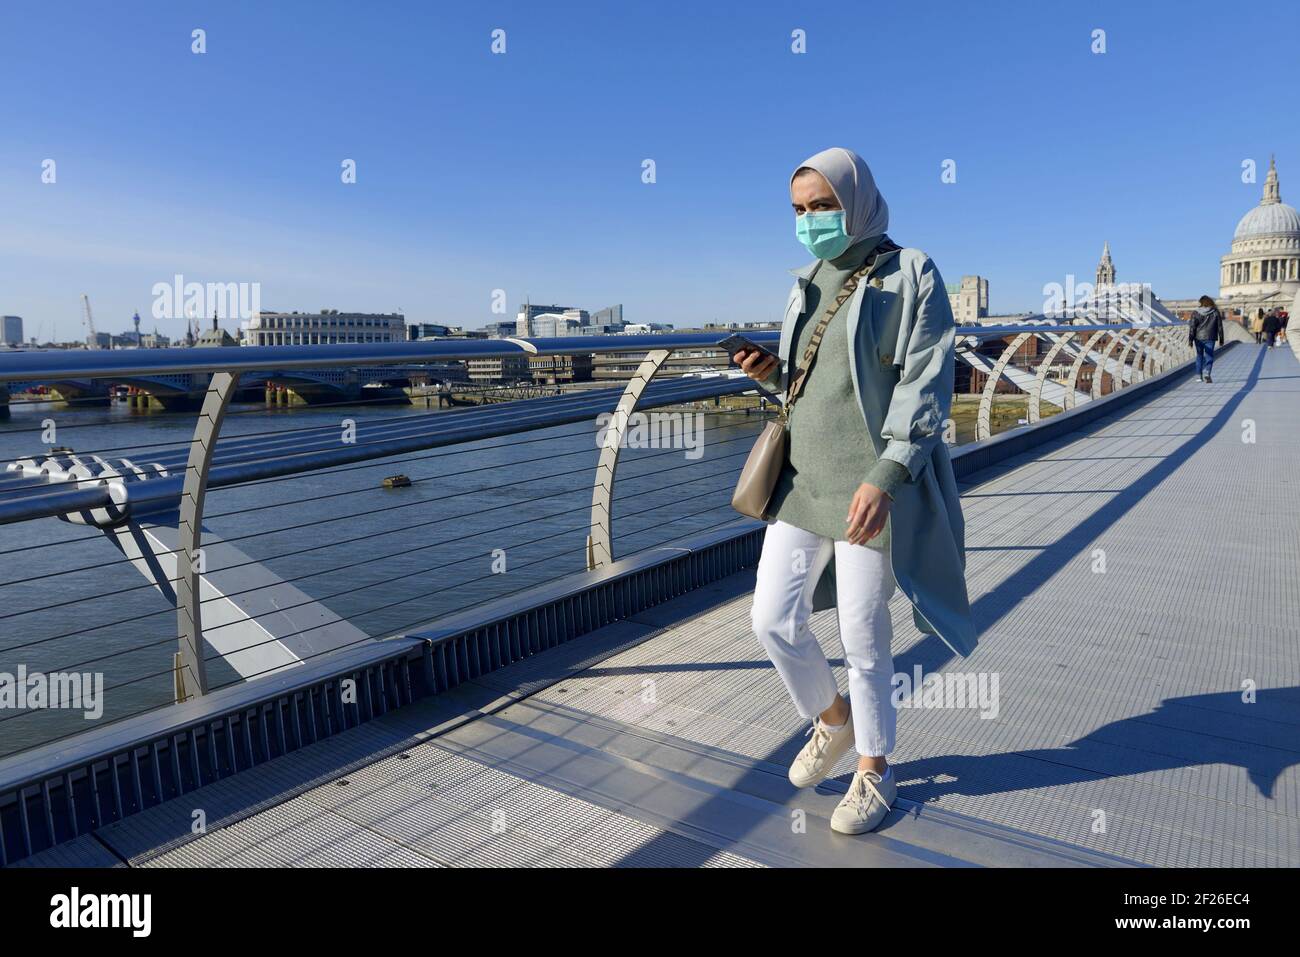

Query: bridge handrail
[[0, 322, 1181, 383], [0, 376, 757, 526]]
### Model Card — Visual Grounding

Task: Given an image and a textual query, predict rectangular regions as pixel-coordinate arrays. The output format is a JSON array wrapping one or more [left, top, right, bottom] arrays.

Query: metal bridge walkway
[[23, 343, 1298, 867]]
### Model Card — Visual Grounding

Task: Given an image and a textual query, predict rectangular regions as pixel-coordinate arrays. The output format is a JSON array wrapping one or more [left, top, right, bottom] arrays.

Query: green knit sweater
[[765, 237, 909, 546]]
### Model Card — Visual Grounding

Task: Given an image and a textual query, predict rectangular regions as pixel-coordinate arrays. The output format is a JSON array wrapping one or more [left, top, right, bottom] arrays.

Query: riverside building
[[244, 310, 406, 346]]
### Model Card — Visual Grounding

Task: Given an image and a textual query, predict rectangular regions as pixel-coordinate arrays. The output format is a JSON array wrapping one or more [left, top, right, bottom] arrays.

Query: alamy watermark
[[1042, 275, 1155, 322], [595, 411, 704, 459], [891, 666, 999, 719], [0, 666, 104, 719], [50, 887, 151, 937], [151, 274, 261, 322]]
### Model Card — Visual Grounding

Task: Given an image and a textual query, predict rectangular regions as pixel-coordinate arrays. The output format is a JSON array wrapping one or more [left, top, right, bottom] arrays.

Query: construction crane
[[81, 294, 101, 349]]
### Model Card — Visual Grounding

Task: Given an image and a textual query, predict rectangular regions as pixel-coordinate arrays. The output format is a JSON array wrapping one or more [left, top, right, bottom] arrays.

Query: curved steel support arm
[[175, 371, 238, 701], [1139, 331, 1158, 376], [1063, 330, 1109, 409], [1116, 331, 1146, 387], [1144, 330, 1173, 375], [1028, 332, 1076, 423], [1092, 332, 1129, 399], [588, 349, 672, 569], [976, 332, 1034, 441]]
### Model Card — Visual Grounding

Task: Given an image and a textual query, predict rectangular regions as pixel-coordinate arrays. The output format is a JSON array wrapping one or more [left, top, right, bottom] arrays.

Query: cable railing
[[0, 470, 747, 719], [0, 318, 1196, 762], [0, 441, 756, 662]]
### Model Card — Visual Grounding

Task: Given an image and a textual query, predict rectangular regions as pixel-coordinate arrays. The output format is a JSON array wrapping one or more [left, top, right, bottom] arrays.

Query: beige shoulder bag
[[730, 251, 882, 521]]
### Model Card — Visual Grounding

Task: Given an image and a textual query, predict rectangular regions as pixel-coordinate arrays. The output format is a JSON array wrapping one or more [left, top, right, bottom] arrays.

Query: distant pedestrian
[[1262, 309, 1282, 349], [1188, 295, 1225, 382], [1252, 308, 1265, 344]]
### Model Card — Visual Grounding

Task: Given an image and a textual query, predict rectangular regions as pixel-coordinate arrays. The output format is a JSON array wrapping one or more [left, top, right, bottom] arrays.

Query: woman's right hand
[[734, 349, 778, 382]]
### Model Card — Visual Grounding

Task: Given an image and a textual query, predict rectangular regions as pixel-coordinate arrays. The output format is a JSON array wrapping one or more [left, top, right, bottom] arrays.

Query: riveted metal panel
[[0, 640, 431, 866]]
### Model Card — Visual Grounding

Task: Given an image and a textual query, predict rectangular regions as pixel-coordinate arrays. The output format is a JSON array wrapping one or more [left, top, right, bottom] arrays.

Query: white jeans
[[751, 519, 898, 757]]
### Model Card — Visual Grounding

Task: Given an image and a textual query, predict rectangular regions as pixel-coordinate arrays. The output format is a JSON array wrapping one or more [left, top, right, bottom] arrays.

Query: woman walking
[[1253, 308, 1265, 344], [1188, 296, 1225, 381], [732, 148, 975, 836]]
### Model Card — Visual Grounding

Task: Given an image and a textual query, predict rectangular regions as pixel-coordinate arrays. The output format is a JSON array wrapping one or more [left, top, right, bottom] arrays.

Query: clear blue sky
[[2, 0, 1296, 340]]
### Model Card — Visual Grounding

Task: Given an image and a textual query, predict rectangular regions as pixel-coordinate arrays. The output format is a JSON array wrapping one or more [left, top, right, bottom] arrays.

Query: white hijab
[[790, 147, 889, 244]]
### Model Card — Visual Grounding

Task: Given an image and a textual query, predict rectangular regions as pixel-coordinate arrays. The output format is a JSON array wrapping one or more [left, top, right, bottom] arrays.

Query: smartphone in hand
[[715, 333, 778, 363]]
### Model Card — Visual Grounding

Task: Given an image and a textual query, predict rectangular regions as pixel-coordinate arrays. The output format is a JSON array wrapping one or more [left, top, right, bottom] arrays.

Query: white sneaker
[[788, 713, 854, 789], [831, 768, 897, 835]]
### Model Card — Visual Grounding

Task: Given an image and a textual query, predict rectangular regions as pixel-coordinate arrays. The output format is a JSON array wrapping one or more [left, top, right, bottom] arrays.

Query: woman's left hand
[[846, 482, 892, 545]]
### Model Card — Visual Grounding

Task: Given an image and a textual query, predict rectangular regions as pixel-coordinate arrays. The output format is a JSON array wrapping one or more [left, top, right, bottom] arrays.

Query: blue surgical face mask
[[795, 210, 851, 259]]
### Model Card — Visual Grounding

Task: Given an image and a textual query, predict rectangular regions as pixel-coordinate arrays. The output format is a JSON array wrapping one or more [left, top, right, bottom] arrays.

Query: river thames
[[0, 395, 761, 755]]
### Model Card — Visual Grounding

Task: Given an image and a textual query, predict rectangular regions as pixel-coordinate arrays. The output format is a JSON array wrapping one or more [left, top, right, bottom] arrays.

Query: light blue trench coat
[[762, 245, 977, 657]]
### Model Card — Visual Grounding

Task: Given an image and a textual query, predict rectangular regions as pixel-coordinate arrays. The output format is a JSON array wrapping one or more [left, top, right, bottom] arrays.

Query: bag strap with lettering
[[783, 237, 899, 413]]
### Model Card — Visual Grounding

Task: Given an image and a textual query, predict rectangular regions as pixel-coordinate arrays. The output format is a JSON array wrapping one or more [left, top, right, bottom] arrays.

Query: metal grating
[[0, 646, 426, 865], [148, 742, 761, 868], [0, 525, 763, 866], [418, 531, 764, 697]]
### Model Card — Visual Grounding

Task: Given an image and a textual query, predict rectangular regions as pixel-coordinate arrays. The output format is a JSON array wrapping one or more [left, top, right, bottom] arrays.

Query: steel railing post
[[1063, 330, 1109, 409], [175, 371, 239, 702], [976, 332, 1034, 441], [1028, 332, 1076, 423], [1092, 332, 1128, 399], [587, 349, 672, 569], [1116, 331, 1145, 389]]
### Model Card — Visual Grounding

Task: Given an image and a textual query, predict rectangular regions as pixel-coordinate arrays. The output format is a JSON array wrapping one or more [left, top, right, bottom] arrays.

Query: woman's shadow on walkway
[[878, 348, 1289, 795], [893, 686, 1299, 803]]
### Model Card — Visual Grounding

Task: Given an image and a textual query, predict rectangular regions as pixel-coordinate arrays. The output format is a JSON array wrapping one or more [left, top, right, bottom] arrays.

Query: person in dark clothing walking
[[1262, 309, 1282, 349], [1188, 296, 1225, 382]]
